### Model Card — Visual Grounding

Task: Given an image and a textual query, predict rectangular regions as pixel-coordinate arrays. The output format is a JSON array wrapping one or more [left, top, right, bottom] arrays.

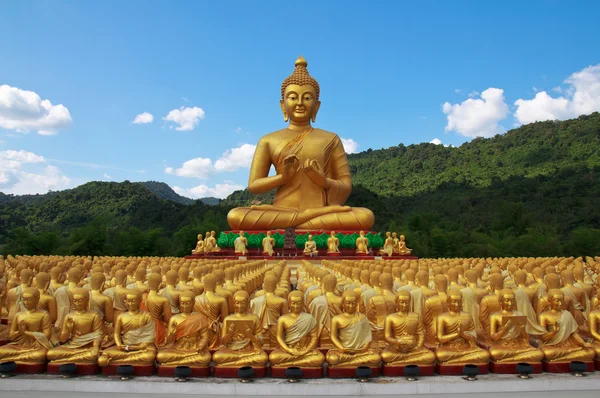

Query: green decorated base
[[217, 230, 383, 250]]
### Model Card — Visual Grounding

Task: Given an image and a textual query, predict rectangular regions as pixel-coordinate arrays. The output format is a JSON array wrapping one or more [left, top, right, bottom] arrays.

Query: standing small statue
[[381, 231, 394, 257], [392, 232, 400, 254], [234, 231, 248, 256], [327, 231, 340, 255], [303, 234, 318, 257], [191, 234, 204, 254], [355, 230, 369, 255], [204, 231, 221, 254], [262, 231, 275, 256], [397, 234, 412, 256]]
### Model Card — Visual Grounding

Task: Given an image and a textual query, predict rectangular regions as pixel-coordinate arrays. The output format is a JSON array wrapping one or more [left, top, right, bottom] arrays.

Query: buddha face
[[180, 297, 194, 314], [22, 292, 39, 310], [289, 296, 304, 315], [234, 295, 249, 314], [280, 84, 320, 124], [330, 231, 336, 237], [307, 235, 313, 241], [267, 231, 272, 237], [501, 294, 516, 312], [396, 294, 411, 313], [392, 232, 397, 239], [240, 231, 245, 237], [550, 293, 564, 311], [448, 294, 463, 313], [342, 295, 358, 314], [125, 294, 141, 312]]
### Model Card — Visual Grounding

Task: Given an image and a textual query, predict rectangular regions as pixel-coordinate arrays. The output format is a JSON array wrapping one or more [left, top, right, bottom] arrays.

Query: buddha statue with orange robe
[[226, 56, 374, 230]]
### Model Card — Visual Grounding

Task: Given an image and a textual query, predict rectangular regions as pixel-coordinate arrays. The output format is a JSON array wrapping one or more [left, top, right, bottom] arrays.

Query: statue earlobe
[[312, 101, 321, 123], [280, 100, 289, 122]]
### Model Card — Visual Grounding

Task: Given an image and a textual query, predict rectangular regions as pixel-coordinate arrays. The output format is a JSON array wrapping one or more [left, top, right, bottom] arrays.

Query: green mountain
[[2, 113, 600, 258]]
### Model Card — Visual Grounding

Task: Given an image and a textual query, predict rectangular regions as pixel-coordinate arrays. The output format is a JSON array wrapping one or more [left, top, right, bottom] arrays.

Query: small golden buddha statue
[[250, 274, 289, 349], [212, 290, 269, 368], [327, 231, 340, 254], [391, 232, 400, 254], [234, 231, 248, 256], [0, 288, 54, 364], [488, 289, 543, 364], [366, 273, 396, 347], [156, 291, 211, 367], [381, 290, 436, 366], [326, 291, 381, 368], [381, 232, 394, 257], [538, 289, 594, 362], [194, 274, 229, 349], [47, 288, 104, 364], [146, 273, 172, 347], [35, 272, 57, 325], [303, 234, 318, 257], [435, 289, 490, 365], [226, 56, 374, 230], [191, 234, 205, 254], [98, 289, 156, 367], [6, 268, 33, 326], [355, 231, 369, 255], [160, 270, 182, 315], [308, 274, 342, 349], [589, 306, 600, 359], [269, 291, 325, 368], [204, 231, 221, 253], [397, 235, 412, 256], [262, 231, 275, 256]]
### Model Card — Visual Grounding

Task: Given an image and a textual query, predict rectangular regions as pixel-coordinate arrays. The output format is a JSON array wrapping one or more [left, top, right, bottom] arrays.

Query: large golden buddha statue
[[227, 57, 374, 230]]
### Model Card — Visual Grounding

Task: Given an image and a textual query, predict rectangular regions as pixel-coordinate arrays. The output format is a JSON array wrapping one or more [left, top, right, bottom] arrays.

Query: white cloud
[[341, 138, 359, 154], [165, 157, 214, 179], [163, 106, 205, 131], [442, 88, 509, 138], [214, 144, 256, 172], [430, 138, 442, 145], [514, 64, 600, 125], [455, 89, 462, 94], [173, 183, 244, 199], [132, 112, 153, 124], [0, 149, 71, 194], [103, 173, 112, 180], [0, 84, 72, 135]]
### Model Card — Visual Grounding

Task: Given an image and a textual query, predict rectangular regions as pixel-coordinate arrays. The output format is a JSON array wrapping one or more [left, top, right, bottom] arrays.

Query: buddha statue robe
[[381, 312, 436, 366], [435, 312, 490, 365], [212, 314, 269, 367], [194, 292, 227, 349], [269, 312, 324, 367], [308, 293, 340, 348], [478, 293, 501, 346], [326, 312, 381, 368], [156, 312, 211, 367], [422, 294, 448, 349], [250, 292, 288, 349], [488, 310, 544, 363], [159, 286, 180, 315], [0, 309, 54, 363], [366, 293, 396, 348], [47, 311, 104, 364], [98, 312, 156, 366], [234, 236, 248, 255], [539, 309, 595, 362], [513, 287, 546, 336]]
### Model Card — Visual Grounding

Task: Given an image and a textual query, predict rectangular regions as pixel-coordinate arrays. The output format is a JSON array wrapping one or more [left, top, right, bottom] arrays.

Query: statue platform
[[435, 363, 489, 376], [213, 366, 267, 378], [101, 364, 156, 376], [3, 372, 600, 398], [327, 367, 381, 378], [382, 364, 434, 376], [271, 367, 323, 378], [47, 363, 99, 376], [489, 362, 542, 374], [543, 361, 594, 373]]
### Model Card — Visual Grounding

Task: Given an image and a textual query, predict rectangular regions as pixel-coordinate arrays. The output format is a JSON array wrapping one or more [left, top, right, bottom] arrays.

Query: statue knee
[[326, 352, 340, 365]]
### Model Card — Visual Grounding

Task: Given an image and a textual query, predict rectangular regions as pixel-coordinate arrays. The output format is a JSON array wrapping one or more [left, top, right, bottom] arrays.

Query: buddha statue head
[[396, 290, 411, 314], [239, 231, 245, 237], [197, 233, 203, 241], [263, 274, 278, 293], [434, 274, 448, 293], [307, 234, 313, 242], [72, 288, 90, 312], [548, 289, 564, 311], [20, 268, 34, 287], [267, 231, 272, 237], [233, 290, 250, 315], [499, 289, 516, 312], [125, 289, 142, 312], [288, 291, 305, 315], [392, 232, 397, 239], [35, 272, 51, 292], [179, 291, 195, 315], [203, 274, 217, 292], [280, 56, 320, 125], [323, 274, 337, 293], [90, 272, 106, 291], [447, 289, 463, 313], [22, 287, 40, 311], [341, 290, 359, 314]]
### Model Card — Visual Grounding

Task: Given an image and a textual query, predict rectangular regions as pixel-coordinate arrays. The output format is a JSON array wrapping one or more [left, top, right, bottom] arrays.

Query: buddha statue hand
[[303, 159, 329, 189], [282, 155, 300, 183], [396, 335, 416, 351]]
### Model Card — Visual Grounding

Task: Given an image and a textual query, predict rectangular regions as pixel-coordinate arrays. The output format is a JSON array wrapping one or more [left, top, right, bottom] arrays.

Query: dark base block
[[595, 359, 600, 371], [543, 361, 594, 373], [355, 253, 369, 256], [15, 363, 47, 374], [157, 366, 210, 378], [435, 363, 489, 376], [101, 364, 156, 376], [490, 362, 542, 374], [0, 340, 9, 346], [327, 367, 381, 378], [382, 365, 434, 377], [47, 363, 100, 375], [271, 367, 324, 378], [0, 318, 6, 325], [213, 366, 267, 378]]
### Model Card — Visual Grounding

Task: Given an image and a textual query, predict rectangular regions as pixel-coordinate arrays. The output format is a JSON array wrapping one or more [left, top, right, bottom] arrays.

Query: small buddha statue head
[[434, 274, 448, 292], [263, 274, 278, 293], [386, 231, 391, 238], [447, 289, 463, 313], [307, 234, 313, 241], [90, 273, 106, 291], [239, 230, 245, 237], [288, 291, 305, 315], [115, 269, 127, 286], [35, 272, 51, 292], [20, 268, 34, 287], [499, 289, 516, 312], [22, 287, 40, 310], [233, 290, 250, 314], [547, 289, 564, 311], [211, 230, 216, 237], [125, 289, 142, 312], [341, 290, 359, 314], [179, 291, 195, 315], [323, 274, 337, 293], [203, 273, 217, 292], [392, 232, 397, 239], [396, 290, 411, 314], [545, 273, 561, 290], [330, 230, 336, 237], [72, 288, 90, 312], [380, 273, 393, 290], [135, 268, 147, 283], [416, 270, 428, 287], [147, 273, 162, 291], [166, 270, 179, 285], [369, 271, 381, 287], [404, 269, 416, 283], [359, 230, 365, 237], [197, 233, 203, 240], [560, 269, 574, 285], [280, 56, 321, 124], [465, 269, 478, 284], [267, 231, 272, 237]]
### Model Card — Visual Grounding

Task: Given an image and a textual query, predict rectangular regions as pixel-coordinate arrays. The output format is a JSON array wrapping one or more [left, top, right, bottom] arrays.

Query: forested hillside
[[2, 113, 600, 258]]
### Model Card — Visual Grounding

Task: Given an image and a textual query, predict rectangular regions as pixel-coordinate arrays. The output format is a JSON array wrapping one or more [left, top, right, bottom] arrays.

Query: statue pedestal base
[[47, 363, 99, 375], [213, 366, 267, 378], [101, 364, 156, 376], [157, 366, 209, 377], [435, 363, 489, 376], [271, 367, 324, 378], [327, 366, 380, 378], [14, 363, 46, 374], [326, 252, 341, 256], [490, 362, 542, 374], [542, 361, 594, 373], [382, 364, 434, 377]]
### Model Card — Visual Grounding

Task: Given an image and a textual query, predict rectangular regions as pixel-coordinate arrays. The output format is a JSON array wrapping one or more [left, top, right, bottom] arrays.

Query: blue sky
[[1, 1, 599, 198]]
